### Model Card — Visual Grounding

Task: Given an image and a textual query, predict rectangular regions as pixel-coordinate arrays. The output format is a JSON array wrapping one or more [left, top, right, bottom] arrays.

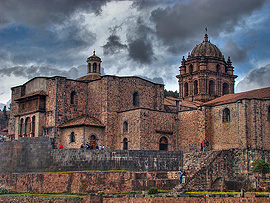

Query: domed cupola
[[77, 51, 102, 81], [190, 34, 223, 59], [176, 34, 237, 103]]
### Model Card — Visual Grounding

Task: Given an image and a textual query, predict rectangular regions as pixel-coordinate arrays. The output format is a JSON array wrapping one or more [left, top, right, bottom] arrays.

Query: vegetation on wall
[[251, 157, 270, 179]]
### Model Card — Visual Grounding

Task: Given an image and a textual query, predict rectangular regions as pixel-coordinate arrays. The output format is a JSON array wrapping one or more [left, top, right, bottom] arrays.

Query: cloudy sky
[[0, 0, 270, 105]]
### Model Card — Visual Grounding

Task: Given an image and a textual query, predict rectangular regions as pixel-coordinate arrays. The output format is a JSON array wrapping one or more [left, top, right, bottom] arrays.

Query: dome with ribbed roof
[[190, 34, 223, 59]]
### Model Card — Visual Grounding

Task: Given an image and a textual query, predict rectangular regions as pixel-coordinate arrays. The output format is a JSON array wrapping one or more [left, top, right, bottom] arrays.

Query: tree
[[164, 89, 179, 98], [251, 157, 270, 179], [3, 106, 7, 120]]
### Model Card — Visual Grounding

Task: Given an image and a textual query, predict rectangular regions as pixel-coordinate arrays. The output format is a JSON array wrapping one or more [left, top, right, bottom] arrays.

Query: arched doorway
[[89, 134, 97, 149], [25, 117, 31, 137], [159, 137, 168, 151], [19, 118, 24, 137], [123, 138, 128, 150]]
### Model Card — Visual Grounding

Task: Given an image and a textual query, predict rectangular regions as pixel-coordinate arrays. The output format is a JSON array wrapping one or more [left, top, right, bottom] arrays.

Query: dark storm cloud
[[236, 65, 270, 92], [132, 0, 177, 10], [150, 0, 266, 53], [222, 39, 255, 64], [127, 18, 155, 64], [102, 35, 128, 55], [1, 16, 96, 68], [128, 39, 154, 64], [0, 65, 70, 79], [0, 0, 110, 27], [136, 75, 164, 84]]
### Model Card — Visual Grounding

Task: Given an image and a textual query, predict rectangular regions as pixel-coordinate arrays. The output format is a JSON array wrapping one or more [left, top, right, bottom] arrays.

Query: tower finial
[[204, 33, 208, 42], [204, 27, 208, 42], [93, 50, 96, 55]]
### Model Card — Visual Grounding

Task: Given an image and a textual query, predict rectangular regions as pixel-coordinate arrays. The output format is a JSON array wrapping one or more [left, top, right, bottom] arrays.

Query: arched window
[[93, 63, 97, 72], [123, 121, 128, 132], [223, 83, 229, 95], [32, 116, 35, 137], [88, 63, 91, 73], [20, 118, 24, 137], [194, 80, 198, 95], [223, 108, 231, 122], [189, 65, 193, 73], [216, 64, 220, 73], [70, 132, 75, 142], [133, 91, 140, 107], [70, 91, 77, 104], [123, 138, 128, 150], [25, 117, 31, 137], [209, 80, 215, 96], [159, 136, 168, 151], [184, 82, 189, 97], [225, 66, 228, 73], [90, 134, 96, 149]]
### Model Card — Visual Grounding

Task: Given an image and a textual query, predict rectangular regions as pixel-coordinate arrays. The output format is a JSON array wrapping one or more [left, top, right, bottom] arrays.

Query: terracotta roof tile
[[60, 115, 105, 128], [77, 75, 101, 81], [204, 87, 270, 106]]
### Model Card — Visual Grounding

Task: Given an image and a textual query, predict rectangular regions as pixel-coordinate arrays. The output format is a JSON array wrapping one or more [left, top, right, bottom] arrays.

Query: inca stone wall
[[0, 137, 183, 173], [0, 171, 179, 194]]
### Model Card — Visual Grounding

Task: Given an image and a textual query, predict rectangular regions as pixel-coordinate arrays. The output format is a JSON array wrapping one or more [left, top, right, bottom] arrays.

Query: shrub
[[251, 158, 270, 177], [148, 187, 159, 194]]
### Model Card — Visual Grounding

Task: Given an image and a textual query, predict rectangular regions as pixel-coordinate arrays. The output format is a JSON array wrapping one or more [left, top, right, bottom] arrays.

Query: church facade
[[8, 35, 270, 152]]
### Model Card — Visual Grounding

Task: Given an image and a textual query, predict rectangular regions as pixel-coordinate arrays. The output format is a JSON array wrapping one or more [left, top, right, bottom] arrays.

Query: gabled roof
[[60, 115, 105, 128], [204, 87, 270, 106]]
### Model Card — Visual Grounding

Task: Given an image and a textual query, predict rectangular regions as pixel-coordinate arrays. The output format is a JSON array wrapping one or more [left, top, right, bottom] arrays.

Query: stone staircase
[[171, 150, 222, 193]]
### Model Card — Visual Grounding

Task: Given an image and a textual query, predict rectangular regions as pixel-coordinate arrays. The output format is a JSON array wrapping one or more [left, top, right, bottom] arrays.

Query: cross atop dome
[[204, 33, 208, 42]]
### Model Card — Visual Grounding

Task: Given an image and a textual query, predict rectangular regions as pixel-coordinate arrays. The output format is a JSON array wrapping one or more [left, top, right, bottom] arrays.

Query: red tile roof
[[164, 97, 203, 108], [204, 87, 270, 106], [77, 74, 101, 81], [60, 115, 105, 128]]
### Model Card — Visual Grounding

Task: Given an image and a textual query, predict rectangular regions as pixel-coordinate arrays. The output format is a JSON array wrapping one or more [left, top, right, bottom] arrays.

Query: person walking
[[182, 171, 186, 184], [202, 140, 206, 151], [179, 171, 183, 184]]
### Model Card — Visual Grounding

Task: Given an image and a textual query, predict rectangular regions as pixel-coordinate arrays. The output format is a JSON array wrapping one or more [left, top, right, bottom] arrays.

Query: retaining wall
[[0, 137, 183, 173]]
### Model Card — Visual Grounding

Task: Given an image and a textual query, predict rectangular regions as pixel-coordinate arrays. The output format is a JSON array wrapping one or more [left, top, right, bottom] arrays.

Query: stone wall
[[118, 108, 177, 151], [0, 171, 179, 194], [207, 99, 270, 151], [178, 109, 204, 152], [0, 137, 183, 173]]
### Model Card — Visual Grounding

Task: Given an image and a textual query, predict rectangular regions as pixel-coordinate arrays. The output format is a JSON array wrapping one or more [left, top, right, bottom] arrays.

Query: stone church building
[[8, 34, 270, 152]]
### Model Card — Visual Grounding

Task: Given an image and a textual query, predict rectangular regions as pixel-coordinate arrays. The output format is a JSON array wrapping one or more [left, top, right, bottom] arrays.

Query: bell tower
[[86, 51, 102, 80], [176, 34, 237, 102]]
